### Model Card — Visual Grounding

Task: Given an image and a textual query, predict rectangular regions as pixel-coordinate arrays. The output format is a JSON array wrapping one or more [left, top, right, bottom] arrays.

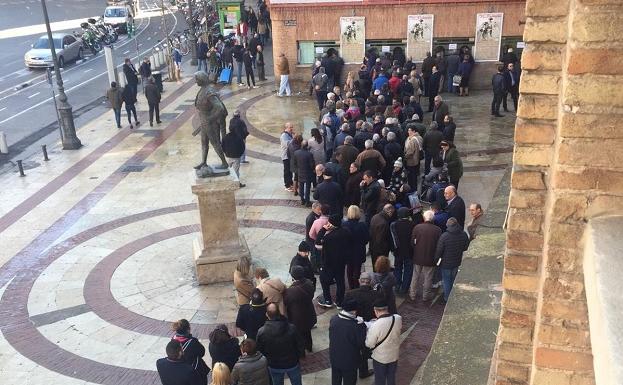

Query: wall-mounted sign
[[315, 47, 324, 54], [448, 43, 457, 50], [284, 20, 297, 27], [381, 45, 390, 53], [340, 16, 365, 64], [516, 41, 525, 49], [474, 12, 504, 61], [406, 14, 434, 62]]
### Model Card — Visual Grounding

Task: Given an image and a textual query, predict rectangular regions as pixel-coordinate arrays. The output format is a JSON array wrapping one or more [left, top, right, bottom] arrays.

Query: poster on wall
[[340, 16, 365, 64], [406, 15, 434, 62], [474, 13, 504, 61]]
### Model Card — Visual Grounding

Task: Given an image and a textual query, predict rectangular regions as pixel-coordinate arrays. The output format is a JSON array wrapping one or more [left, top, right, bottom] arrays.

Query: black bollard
[[42, 145, 49, 161], [16, 160, 25, 177]]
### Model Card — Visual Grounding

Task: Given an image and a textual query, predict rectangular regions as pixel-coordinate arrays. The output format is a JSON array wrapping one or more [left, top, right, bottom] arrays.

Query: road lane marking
[[0, 107, 6, 112], [123, 50, 130, 54], [84, 69, 93, 73], [27, 92, 40, 98]]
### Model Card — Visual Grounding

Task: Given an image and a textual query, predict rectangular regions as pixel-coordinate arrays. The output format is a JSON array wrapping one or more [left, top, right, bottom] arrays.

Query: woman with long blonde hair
[[343, 71, 355, 93], [234, 255, 254, 306], [210, 362, 232, 385]]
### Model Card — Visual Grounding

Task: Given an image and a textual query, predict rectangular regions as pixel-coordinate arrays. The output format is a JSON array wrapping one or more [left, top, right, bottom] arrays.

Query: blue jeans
[[393, 255, 413, 293], [298, 181, 311, 204], [373, 360, 397, 385], [197, 58, 207, 72], [269, 365, 302, 385], [112, 108, 121, 127], [236, 61, 243, 84], [447, 72, 456, 93], [441, 267, 459, 302]]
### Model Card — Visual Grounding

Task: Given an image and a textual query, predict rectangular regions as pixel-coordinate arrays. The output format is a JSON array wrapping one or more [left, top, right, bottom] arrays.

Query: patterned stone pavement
[[0, 62, 514, 385]]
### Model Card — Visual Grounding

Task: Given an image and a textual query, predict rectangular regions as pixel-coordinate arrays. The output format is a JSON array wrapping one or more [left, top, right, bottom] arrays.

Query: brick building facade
[[495, 0, 623, 384], [267, 0, 526, 91]]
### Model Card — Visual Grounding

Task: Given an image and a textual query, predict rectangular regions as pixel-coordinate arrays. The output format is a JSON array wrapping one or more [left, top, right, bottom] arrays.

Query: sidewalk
[[0, 30, 515, 385]]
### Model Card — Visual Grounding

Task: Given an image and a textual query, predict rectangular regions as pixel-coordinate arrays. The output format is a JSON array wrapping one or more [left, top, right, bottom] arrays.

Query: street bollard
[[16, 160, 25, 177], [0, 131, 8, 154], [42, 145, 49, 161]]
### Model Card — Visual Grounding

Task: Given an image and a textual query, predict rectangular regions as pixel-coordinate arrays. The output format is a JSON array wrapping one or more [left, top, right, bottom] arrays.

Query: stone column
[[191, 173, 250, 284]]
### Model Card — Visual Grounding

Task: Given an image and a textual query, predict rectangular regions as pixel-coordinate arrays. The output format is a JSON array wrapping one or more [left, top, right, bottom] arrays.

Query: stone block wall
[[495, 0, 623, 384]]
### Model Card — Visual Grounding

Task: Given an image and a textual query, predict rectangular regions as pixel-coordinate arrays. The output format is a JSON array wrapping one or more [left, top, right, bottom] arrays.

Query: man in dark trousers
[[443, 185, 466, 228], [316, 214, 351, 308], [390, 207, 415, 294], [329, 298, 367, 385], [432, 95, 450, 131], [122, 58, 139, 99], [491, 64, 506, 117], [435, 217, 470, 304], [503, 62, 520, 112], [221, 123, 246, 188], [228, 110, 249, 163], [105, 81, 123, 129], [293, 140, 316, 207], [428, 66, 441, 112], [360, 170, 381, 226], [313, 169, 343, 216], [256, 45, 266, 81], [139, 57, 151, 85], [421, 51, 434, 96], [369, 204, 395, 270], [423, 121, 443, 175], [284, 266, 317, 352], [156, 340, 203, 385], [256, 303, 305, 385], [144, 77, 162, 126]]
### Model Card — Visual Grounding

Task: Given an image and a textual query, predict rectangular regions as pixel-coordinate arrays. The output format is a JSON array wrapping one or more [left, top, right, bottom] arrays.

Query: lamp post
[[187, 0, 198, 66], [40, 0, 81, 150]]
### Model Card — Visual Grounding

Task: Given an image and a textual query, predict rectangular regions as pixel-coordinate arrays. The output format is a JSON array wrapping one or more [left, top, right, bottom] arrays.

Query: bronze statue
[[193, 71, 229, 175]]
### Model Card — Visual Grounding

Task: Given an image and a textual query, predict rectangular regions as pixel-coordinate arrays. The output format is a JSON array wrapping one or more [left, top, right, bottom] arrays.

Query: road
[[0, 0, 182, 169]]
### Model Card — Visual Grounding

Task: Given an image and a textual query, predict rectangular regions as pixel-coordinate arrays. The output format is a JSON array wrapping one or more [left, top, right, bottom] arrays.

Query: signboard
[[516, 41, 525, 49], [474, 13, 504, 61], [448, 43, 457, 50], [284, 19, 297, 26], [340, 16, 365, 64], [315, 47, 324, 54], [381, 45, 390, 53], [406, 14, 434, 62]]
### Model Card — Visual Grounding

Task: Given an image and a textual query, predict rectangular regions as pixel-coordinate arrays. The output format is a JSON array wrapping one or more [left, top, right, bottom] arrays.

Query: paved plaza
[[0, 63, 514, 384]]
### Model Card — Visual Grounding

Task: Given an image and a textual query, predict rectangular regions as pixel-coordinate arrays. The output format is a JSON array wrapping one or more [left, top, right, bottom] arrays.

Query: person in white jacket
[[365, 299, 403, 385]]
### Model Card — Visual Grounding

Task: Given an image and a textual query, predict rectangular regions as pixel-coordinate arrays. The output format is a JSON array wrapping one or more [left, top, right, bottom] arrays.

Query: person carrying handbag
[[365, 299, 403, 385]]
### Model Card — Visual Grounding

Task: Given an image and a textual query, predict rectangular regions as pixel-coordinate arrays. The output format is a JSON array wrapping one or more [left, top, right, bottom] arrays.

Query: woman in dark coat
[[344, 163, 363, 207], [171, 319, 210, 385], [236, 288, 268, 340], [208, 324, 241, 370], [342, 205, 369, 290], [372, 256, 397, 314], [283, 266, 317, 352]]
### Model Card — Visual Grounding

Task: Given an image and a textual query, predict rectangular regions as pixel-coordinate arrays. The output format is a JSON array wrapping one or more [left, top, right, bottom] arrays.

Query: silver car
[[24, 33, 84, 68]]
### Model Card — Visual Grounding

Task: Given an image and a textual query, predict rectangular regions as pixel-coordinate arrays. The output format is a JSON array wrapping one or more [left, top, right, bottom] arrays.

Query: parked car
[[103, 5, 133, 33], [24, 33, 83, 68]]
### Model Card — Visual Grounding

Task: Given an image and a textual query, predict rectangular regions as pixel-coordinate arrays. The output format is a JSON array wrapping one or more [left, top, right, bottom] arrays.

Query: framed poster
[[406, 15, 434, 63], [340, 16, 365, 64], [474, 13, 504, 61]]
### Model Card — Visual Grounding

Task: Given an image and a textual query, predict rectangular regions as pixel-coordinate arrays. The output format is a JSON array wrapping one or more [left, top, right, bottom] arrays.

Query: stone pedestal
[[191, 172, 250, 284]]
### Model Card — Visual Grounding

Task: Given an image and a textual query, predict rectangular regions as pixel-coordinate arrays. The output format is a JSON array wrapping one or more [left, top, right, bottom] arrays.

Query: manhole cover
[[120, 164, 147, 173]]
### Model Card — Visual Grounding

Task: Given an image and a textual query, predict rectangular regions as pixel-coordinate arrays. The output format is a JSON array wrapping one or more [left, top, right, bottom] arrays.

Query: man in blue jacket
[[329, 298, 367, 385]]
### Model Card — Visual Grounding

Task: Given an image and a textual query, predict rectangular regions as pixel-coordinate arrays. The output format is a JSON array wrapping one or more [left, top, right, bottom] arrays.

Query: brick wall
[[495, 0, 623, 384], [269, 1, 525, 91]]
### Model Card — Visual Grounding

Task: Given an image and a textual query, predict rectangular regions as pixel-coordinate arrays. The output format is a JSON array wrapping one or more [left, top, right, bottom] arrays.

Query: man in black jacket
[[444, 185, 466, 228], [144, 77, 161, 126], [435, 217, 470, 304], [390, 207, 415, 294], [294, 140, 316, 206], [503, 62, 520, 112], [360, 170, 381, 226], [423, 121, 443, 175], [491, 64, 506, 117], [329, 298, 367, 385], [290, 241, 316, 286], [313, 169, 343, 216], [228, 110, 249, 163], [221, 123, 246, 188], [317, 214, 351, 308], [428, 66, 441, 112], [156, 340, 203, 385], [122, 58, 139, 99], [256, 303, 305, 385]]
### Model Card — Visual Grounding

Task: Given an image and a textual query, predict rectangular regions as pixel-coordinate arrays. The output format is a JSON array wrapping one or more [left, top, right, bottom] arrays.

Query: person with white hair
[[334, 123, 351, 148], [355, 139, 386, 177], [409, 210, 442, 302]]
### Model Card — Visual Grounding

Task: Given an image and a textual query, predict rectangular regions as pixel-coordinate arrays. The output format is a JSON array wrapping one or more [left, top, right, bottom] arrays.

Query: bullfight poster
[[406, 15, 434, 62], [340, 16, 365, 63], [474, 13, 504, 61]]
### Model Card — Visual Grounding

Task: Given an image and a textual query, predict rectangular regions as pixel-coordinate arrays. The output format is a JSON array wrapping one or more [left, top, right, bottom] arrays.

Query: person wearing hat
[[329, 298, 367, 385], [387, 157, 408, 199], [316, 214, 352, 308], [390, 207, 415, 295], [383, 132, 403, 184], [236, 288, 268, 340], [365, 299, 403, 385], [284, 265, 317, 352], [440, 141, 463, 190], [312, 168, 343, 217], [289, 241, 316, 287], [228, 110, 249, 163]]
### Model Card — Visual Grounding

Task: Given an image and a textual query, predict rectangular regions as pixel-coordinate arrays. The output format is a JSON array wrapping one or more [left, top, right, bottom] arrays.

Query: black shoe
[[359, 370, 374, 379], [239, 183, 246, 188], [504, 108, 509, 112], [117, 125, 122, 129], [305, 202, 312, 208], [150, 122, 153, 127], [494, 114, 504, 117], [241, 160, 249, 164], [136, 121, 140, 126], [156, 120, 162, 124], [301, 201, 306, 205]]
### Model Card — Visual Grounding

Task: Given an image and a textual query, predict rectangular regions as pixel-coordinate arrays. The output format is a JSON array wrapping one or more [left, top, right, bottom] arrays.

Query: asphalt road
[[0, 0, 182, 169]]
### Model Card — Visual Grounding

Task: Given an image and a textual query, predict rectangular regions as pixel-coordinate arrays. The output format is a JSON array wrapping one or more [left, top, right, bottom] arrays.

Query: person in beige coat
[[234, 256, 255, 306], [254, 267, 287, 316], [403, 126, 423, 191], [276, 53, 291, 97]]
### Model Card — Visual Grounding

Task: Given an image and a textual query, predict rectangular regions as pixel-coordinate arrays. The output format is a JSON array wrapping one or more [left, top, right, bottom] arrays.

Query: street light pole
[[187, 0, 198, 66], [161, 0, 175, 80], [40, 0, 81, 150]]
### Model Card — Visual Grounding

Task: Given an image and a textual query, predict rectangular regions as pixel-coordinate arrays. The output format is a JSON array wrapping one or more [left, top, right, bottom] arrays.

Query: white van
[[103, 5, 133, 34]]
